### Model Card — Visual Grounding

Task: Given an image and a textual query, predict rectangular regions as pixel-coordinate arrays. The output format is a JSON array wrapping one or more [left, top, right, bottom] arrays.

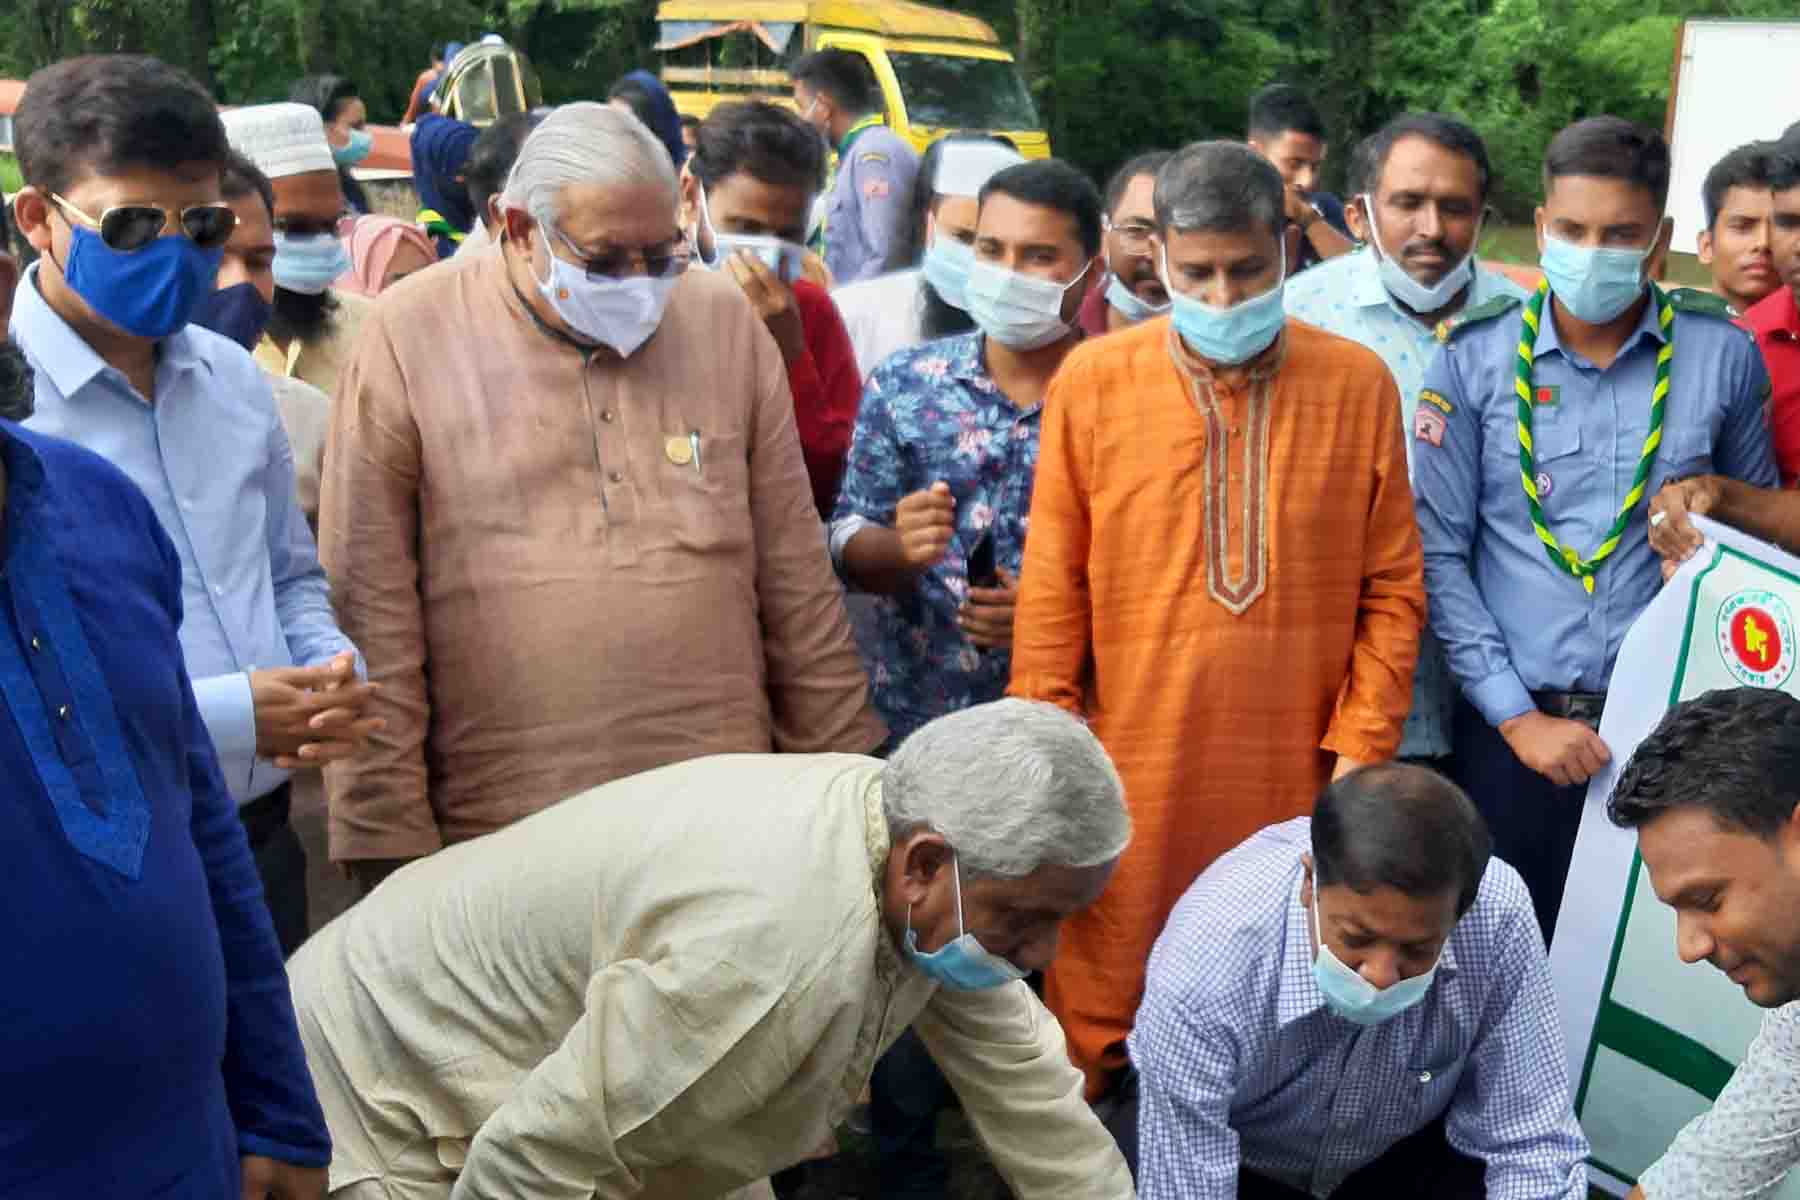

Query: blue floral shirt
[[830, 332, 1040, 742]]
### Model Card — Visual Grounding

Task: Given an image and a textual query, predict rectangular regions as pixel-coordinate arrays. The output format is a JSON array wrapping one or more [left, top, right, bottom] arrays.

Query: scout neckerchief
[[836, 113, 886, 160], [1515, 278, 1672, 594]]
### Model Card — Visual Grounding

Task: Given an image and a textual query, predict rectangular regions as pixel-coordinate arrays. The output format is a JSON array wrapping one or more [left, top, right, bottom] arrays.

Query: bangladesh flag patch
[[1534, 385, 1560, 407]]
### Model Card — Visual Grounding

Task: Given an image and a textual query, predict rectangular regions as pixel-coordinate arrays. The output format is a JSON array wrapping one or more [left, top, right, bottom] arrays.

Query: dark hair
[[290, 74, 362, 126], [1362, 112, 1492, 203], [0, 337, 33, 424], [430, 43, 447, 64], [1103, 151, 1173, 218], [1313, 763, 1492, 917], [680, 114, 701, 132], [979, 159, 1103, 257], [1344, 133, 1379, 199], [1544, 115, 1671, 212], [15, 55, 229, 199], [1702, 142, 1779, 229], [1247, 83, 1324, 142], [791, 49, 879, 118], [219, 149, 275, 221], [690, 101, 823, 194], [1609, 688, 1800, 838], [607, 77, 660, 131], [1774, 144, 1800, 195], [1155, 140, 1286, 238], [464, 111, 546, 226]]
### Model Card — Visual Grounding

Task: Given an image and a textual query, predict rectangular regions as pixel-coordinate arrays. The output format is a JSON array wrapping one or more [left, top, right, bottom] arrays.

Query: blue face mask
[[1161, 243, 1287, 365], [60, 224, 223, 341], [1538, 233, 1650, 324], [1105, 273, 1170, 324], [273, 231, 353, 296], [903, 858, 1029, 992], [190, 282, 273, 351], [1311, 887, 1442, 1026], [333, 128, 374, 167], [922, 235, 977, 311]]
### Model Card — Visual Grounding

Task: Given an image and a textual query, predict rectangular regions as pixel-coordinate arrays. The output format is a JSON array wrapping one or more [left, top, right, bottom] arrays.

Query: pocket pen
[[689, 430, 702, 474]]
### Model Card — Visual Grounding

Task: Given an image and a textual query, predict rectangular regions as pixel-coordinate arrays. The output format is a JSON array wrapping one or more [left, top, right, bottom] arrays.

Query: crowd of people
[[8, 38, 1800, 1200]]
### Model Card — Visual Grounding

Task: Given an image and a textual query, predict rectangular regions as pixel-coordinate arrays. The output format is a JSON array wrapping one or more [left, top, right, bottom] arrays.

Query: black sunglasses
[[51, 193, 238, 254]]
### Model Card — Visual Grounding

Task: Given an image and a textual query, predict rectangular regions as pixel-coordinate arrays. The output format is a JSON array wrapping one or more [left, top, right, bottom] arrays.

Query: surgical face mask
[[59, 224, 222, 341], [1161, 243, 1287, 365], [922, 234, 976, 311], [1538, 232, 1651, 324], [1362, 195, 1478, 315], [533, 225, 677, 357], [1311, 888, 1442, 1026], [272, 231, 353, 296], [333, 127, 374, 167], [964, 257, 1091, 351], [1105, 273, 1170, 324], [904, 858, 1029, 991], [191, 281, 274, 351], [694, 187, 807, 283]]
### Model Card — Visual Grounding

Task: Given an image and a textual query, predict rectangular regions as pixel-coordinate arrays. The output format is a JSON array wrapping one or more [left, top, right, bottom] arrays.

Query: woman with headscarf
[[607, 69, 688, 169], [336, 215, 440, 296], [410, 107, 479, 258]]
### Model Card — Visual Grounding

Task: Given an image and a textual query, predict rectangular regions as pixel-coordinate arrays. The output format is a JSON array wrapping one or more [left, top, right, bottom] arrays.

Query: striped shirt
[[1130, 818, 1589, 1198]]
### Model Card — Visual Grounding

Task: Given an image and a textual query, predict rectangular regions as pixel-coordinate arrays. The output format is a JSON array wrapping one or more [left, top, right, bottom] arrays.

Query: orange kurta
[[1009, 318, 1424, 1094]]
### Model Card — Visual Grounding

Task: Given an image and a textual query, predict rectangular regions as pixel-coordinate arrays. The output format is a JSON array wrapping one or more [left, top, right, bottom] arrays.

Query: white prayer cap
[[221, 103, 336, 180], [934, 140, 1026, 199]]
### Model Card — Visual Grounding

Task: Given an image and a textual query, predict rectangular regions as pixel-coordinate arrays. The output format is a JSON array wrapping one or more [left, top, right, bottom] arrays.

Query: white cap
[[221, 103, 336, 180], [935, 140, 1026, 199]]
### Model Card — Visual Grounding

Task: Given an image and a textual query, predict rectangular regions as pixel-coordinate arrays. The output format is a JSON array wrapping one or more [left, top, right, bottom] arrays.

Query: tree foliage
[[1, 0, 1794, 219]]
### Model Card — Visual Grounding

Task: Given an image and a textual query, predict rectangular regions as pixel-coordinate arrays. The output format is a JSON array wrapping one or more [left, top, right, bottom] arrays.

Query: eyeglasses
[[1105, 218, 1157, 255], [548, 224, 691, 280], [273, 214, 351, 239], [51, 193, 237, 253]]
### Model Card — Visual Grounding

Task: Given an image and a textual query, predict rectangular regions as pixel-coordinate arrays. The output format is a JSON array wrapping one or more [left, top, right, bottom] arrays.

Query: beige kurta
[[318, 251, 884, 861], [255, 287, 373, 401], [289, 753, 1133, 1200]]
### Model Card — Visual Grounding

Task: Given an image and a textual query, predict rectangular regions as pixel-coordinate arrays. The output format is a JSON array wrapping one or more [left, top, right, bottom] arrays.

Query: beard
[[920, 278, 976, 341], [267, 286, 339, 347], [0, 337, 34, 423]]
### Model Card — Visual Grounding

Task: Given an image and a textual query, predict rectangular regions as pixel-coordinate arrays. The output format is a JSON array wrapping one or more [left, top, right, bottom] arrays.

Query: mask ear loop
[[950, 855, 967, 937]]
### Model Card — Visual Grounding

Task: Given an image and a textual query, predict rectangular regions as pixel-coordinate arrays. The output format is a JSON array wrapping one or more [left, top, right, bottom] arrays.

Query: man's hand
[[894, 482, 957, 571], [800, 249, 834, 291], [251, 652, 384, 770], [1331, 755, 1366, 782], [1283, 184, 1318, 229], [1649, 476, 1720, 566], [240, 1155, 325, 1200], [1498, 710, 1611, 788], [727, 251, 807, 364], [344, 857, 412, 895], [959, 566, 1020, 650]]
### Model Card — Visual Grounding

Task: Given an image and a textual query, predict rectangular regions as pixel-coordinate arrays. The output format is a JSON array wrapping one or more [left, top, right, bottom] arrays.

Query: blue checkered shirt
[[1130, 818, 1589, 1199]]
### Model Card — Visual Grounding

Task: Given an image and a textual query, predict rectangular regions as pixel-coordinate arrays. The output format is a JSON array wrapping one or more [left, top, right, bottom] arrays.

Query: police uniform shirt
[[824, 122, 920, 286], [1412, 288, 1778, 728]]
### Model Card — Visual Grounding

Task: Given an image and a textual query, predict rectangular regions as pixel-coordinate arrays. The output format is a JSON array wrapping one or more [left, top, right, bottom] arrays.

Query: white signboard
[[1552, 516, 1800, 1195]]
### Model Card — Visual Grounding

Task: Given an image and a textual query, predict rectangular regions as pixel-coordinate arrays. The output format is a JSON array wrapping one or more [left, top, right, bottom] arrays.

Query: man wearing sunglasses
[[10, 55, 382, 964], [0, 70, 333, 1200], [319, 103, 883, 894]]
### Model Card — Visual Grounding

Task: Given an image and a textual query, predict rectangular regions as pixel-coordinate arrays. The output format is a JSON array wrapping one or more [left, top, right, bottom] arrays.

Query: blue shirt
[[825, 121, 920, 285], [1131, 818, 1589, 1200], [15, 267, 358, 802], [1286, 249, 1528, 758], [0, 420, 329, 1196], [1413, 289, 1778, 726], [829, 332, 1038, 742]]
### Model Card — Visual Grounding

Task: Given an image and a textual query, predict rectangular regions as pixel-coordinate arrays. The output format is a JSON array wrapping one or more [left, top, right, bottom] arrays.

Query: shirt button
[[213, 585, 225, 596], [1418, 1070, 1433, 1084], [609, 470, 624, 484], [600, 410, 614, 423], [29, 635, 42, 652], [57, 704, 71, 720]]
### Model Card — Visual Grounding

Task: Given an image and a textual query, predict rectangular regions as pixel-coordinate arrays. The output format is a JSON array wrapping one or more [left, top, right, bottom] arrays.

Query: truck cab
[[654, 0, 1048, 158]]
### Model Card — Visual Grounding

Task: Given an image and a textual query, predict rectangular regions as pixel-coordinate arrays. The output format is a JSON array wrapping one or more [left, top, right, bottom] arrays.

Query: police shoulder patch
[[1434, 294, 1523, 344], [1419, 388, 1453, 415], [1665, 286, 1738, 321], [858, 151, 890, 165]]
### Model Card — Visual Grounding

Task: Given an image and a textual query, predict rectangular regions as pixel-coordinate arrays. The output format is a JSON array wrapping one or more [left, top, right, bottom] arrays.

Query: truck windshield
[[885, 52, 1040, 131]]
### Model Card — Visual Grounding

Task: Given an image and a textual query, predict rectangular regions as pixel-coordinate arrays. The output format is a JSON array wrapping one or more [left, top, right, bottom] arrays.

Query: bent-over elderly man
[[320, 102, 884, 892], [289, 699, 1136, 1200]]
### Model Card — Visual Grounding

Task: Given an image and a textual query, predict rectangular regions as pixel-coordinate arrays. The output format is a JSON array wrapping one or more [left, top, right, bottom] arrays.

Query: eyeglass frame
[[543, 221, 692, 281], [1104, 215, 1159, 256], [49, 192, 238, 253]]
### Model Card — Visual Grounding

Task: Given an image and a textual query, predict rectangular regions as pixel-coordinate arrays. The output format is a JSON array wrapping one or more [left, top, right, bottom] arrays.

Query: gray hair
[[1154, 140, 1286, 238], [500, 101, 678, 228], [882, 700, 1130, 879]]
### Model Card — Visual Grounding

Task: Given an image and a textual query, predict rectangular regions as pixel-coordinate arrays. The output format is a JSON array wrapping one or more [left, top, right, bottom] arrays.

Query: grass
[[1, 152, 20, 195]]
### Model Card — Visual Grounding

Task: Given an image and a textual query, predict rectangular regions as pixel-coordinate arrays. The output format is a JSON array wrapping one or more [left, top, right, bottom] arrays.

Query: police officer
[[793, 48, 920, 286], [1413, 116, 1778, 945]]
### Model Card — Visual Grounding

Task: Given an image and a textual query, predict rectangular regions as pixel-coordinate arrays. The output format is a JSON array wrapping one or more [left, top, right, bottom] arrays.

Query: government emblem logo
[[1718, 588, 1797, 688]]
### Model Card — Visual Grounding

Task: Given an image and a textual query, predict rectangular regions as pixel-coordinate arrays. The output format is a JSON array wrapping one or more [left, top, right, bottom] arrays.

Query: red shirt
[[1743, 287, 1800, 487], [789, 280, 861, 518]]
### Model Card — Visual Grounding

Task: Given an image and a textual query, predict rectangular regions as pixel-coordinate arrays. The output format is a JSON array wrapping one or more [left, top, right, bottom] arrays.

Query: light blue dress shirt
[[1132, 818, 1590, 1199], [1286, 249, 1527, 758], [14, 266, 357, 804], [1413, 287, 1777, 727]]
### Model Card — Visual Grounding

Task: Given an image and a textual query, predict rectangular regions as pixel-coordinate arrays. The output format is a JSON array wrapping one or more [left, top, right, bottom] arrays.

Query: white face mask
[[1360, 194, 1480, 316], [694, 186, 808, 283], [533, 225, 677, 357], [964, 258, 1091, 350]]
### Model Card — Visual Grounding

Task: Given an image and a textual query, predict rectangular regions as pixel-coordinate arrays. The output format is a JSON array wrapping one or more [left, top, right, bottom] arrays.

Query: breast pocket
[[1656, 425, 1716, 486], [1405, 1058, 1466, 1128], [660, 429, 753, 553]]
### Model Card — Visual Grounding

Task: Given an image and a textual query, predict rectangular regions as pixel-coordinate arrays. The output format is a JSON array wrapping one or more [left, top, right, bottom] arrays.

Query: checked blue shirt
[[1131, 818, 1589, 1199]]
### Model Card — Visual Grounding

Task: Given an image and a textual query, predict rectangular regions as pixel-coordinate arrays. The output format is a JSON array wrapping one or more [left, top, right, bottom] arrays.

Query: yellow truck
[[655, 0, 1049, 158]]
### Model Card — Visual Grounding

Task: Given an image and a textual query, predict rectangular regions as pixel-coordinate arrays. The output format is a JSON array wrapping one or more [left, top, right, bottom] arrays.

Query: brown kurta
[[320, 251, 884, 862], [1009, 318, 1425, 1094]]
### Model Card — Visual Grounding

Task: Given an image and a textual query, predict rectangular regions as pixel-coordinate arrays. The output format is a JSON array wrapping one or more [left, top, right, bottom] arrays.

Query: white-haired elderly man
[[289, 699, 1137, 1199], [320, 102, 885, 891]]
